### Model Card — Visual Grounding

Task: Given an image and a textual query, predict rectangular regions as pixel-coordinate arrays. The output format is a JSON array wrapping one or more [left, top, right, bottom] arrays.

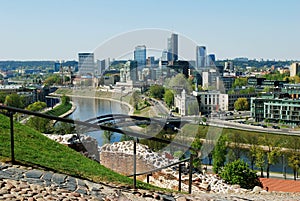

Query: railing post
[[178, 163, 183, 192], [10, 112, 15, 164], [133, 139, 137, 189], [147, 174, 151, 183], [188, 154, 193, 194]]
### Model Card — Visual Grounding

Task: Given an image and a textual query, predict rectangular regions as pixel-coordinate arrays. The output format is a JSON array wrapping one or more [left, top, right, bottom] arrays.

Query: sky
[[0, 0, 299, 61]]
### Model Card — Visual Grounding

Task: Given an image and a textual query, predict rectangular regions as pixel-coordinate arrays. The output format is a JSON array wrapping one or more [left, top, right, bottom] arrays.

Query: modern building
[[196, 46, 206, 70], [290, 62, 300, 77], [207, 54, 216, 67], [119, 60, 138, 83], [167, 33, 178, 62], [251, 94, 300, 124], [224, 61, 234, 73], [134, 45, 146, 68], [78, 53, 95, 76], [96, 59, 106, 75], [202, 69, 220, 90]]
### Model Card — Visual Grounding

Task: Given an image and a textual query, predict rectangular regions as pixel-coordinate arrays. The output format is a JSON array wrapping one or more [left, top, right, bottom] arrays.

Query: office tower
[[134, 45, 146, 67], [161, 50, 168, 61], [207, 54, 216, 66], [78, 53, 95, 76], [224, 61, 234, 73], [290, 62, 300, 77], [196, 46, 206, 69], [167, 33, 178, 62]]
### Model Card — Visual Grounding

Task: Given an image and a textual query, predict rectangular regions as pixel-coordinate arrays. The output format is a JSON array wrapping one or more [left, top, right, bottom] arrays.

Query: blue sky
[[0, 0, 299, 61]]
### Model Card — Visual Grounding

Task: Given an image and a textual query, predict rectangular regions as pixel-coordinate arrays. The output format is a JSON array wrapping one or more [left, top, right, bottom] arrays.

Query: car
[[261, 124, 267, 128], [272, 125, 280, 129]]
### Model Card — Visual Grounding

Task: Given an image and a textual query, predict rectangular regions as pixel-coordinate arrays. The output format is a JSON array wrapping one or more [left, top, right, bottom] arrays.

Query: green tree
[[261, 136, 281, 178], [287, 137, 300, 180], [212, 135, 227, 174], [232, 77, 248, 88], [246, 135, 259, 170], [54, 122, 75, 135], [61, 94, 70, 105], [164, 89, 174, 108], [130, 90, 140, 110], [255, 147, 265, 178], [26, 117, 52, 133], [149, 85, 165, 99], [234, 98, 249, 111], [220, 159, 261, 189], [4, 93, 24, 108], [0, 92, 6, 103], [26, 101, 47, 112], [191, 137, 202, 170], [167, 74, 193, 94], [44, 74, 61, 86]]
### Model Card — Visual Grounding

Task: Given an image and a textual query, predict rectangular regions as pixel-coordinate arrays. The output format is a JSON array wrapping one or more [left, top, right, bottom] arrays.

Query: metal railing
[[0, 105, 198, 194]]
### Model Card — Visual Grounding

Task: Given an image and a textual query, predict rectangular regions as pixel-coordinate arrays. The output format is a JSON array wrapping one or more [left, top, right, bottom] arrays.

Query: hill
[[0, 113, 154, 190]]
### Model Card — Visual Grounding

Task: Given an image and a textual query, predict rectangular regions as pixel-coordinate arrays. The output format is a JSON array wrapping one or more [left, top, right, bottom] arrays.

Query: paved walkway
[[260, 178, 300, 192]]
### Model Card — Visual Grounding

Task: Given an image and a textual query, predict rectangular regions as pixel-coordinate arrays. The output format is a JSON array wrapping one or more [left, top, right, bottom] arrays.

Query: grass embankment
[[0, 114, 160, 190], [45, 102, 72, 116], [182, 124, 300, 149]]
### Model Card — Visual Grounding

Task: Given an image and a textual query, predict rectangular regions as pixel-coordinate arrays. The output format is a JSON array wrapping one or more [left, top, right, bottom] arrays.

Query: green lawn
[[45, 102, 72, 116], [0, 114, 160, 190]]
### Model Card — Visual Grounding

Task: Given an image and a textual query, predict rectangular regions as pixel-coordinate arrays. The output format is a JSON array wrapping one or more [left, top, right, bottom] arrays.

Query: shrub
[[220, 159, 261, 189]]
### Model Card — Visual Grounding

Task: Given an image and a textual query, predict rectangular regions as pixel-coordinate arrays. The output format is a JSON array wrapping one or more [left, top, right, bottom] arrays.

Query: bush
[[220, 159, 261, 189]]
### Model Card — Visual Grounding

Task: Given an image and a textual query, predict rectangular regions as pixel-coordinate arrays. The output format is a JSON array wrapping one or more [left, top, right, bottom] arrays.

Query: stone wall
[[100, 152, 155, 175]]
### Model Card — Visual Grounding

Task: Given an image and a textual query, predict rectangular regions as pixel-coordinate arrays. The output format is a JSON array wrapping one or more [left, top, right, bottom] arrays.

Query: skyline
[[0, 0, 300, 61]]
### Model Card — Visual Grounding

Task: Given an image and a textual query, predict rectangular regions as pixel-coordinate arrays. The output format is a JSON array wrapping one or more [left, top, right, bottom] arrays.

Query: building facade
[[167, 33, 178, 62], [78, 53, 95, 76], [134, 45, 146, 68], [196, 46, 206, 70], [290, 62, 300, 77], [251, 94, 300, 125], [175, 89, 198, 116]]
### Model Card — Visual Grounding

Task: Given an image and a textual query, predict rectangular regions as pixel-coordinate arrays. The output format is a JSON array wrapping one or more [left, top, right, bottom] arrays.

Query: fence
[[0, 105, 198, 194]]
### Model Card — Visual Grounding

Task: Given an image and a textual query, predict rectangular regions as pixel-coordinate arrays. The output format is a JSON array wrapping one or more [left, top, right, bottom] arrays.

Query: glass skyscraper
[[196, 46, 206, 69], [134, 45, 146, 67], [167, 33, 178, 62]]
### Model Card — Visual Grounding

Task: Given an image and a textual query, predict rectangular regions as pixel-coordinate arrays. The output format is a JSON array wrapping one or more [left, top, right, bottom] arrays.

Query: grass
[[0, 114, 162, 190], [45, 102, 72, 117], [191, 124, 300, 149]]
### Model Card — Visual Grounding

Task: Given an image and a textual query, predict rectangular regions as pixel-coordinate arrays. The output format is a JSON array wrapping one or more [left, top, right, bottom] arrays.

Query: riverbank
[[50, 92, 134, 115]]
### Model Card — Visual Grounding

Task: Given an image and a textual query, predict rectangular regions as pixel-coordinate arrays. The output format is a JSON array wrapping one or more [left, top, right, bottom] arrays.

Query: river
[[67, 97, 129, 146]]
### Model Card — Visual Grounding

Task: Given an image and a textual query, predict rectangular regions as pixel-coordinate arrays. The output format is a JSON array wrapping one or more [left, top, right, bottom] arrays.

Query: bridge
[[0, 105, 199, 193]]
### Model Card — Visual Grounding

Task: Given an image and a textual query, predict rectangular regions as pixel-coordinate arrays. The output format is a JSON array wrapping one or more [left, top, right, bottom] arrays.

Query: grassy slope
[[45, 102, 72, 116], [0, 114, 157, 190]]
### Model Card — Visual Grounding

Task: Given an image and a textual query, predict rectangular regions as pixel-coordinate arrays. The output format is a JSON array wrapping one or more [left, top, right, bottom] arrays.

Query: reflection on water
[[68, 98, 129, 146]]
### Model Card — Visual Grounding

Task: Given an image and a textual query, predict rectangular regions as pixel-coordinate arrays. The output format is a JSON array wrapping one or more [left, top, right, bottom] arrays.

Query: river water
[[67, 97, 129, 146]]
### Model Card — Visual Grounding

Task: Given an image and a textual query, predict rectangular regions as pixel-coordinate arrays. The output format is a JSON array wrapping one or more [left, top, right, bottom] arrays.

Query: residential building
[[78, 53, 95, 76], [119, 61, 138, 83], [251, 93, 300, 124]]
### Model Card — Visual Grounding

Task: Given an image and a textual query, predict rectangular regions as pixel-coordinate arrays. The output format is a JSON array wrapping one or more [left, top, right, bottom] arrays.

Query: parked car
[[261, 124, 267, 128], [272, 125, 280, 129]]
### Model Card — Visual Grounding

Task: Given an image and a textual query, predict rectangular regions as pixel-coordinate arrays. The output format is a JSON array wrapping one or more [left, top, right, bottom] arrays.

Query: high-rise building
[[196, 46, 206, 70], [78, 53, 95, 76], [134, 45, 146, 67], [207, 54, 216, 67], [290, 62, 300, 77], [167, 33, 178, 62]]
